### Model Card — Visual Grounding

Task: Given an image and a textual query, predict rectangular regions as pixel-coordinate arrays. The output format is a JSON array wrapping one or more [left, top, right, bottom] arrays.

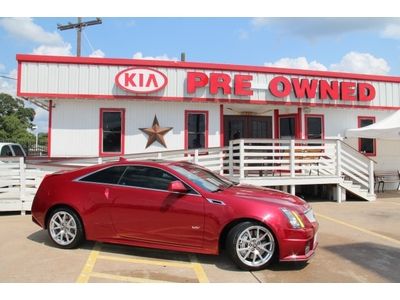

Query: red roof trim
[[16, 91, 400, 111], [16, 54, 400, 83]]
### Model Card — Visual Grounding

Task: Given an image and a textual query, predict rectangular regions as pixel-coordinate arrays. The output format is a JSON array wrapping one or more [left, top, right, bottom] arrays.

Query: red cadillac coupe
[[31, 160, 318, 270]]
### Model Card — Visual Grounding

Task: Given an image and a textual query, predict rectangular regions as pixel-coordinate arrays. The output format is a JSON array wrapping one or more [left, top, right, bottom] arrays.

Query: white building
[[16, 54, 400, 199]]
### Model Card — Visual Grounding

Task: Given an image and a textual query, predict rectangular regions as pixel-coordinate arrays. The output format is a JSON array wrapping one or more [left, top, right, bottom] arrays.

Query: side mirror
[[168, 181, 188, 193]]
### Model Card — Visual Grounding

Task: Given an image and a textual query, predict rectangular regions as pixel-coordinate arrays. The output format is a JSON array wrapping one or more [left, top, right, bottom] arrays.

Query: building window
[[305, 115, 324, 139], [100, 108, 125, 156], [278, 115, 298, 139], [358, 116, 376, 156], [185, 111, 208, 149]]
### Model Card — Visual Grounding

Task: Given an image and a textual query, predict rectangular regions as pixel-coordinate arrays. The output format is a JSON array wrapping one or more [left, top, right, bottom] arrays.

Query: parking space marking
[[90, 271, 169, 283], [76, 242, 102, 283], [97, 254, 194, 269], [189, 254, 209, 283], [316, 213, 400, 246], [76, 243, 209, 283]]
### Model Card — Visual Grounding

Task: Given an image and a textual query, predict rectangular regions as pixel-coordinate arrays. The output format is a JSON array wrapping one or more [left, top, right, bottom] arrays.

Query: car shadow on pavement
[[27, 229, 96, 249], [324, 242, 400, 282], [27, 229, 311, 272]]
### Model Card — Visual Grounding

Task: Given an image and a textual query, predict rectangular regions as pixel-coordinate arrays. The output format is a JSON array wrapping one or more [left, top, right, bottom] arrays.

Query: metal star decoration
[[139, 115, 173, 148]]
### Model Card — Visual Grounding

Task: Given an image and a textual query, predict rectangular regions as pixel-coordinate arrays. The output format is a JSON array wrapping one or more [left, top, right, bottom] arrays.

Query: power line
[[57, 17, 102, 57], [0, 75, 16, 80], [82, 30, 95, 53]]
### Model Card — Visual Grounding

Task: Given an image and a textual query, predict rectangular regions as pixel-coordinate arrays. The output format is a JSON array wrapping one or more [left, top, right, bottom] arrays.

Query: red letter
[[319, 80, 339, 100], [269, 76, 291, 98], [124, 73, 136, 87], [358, 83, 375, 101], [234, 75, 253, 96], [340, 81, 356, 101], [187, 72, 209, 94], [291, 78, 318, 98], [210, 73, 232, 95], [146, 74, 158, 88], [139, 73, 144, 87]]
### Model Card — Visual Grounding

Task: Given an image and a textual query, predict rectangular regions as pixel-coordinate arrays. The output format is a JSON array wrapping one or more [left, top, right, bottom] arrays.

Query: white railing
[[228, 138, 337, 179], [27, 147, 230, 175], [0, 157, 52, 214], [1, 138, 376, 213], [226, 138, 375, 196], [340, 141, 375, 195]]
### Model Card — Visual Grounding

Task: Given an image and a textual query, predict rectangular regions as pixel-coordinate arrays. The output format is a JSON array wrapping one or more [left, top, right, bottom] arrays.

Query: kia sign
[[115, 67, 168, 93]]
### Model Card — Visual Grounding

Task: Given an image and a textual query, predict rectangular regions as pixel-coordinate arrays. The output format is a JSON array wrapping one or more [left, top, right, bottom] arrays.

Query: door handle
[[104, 187, 110, 199]]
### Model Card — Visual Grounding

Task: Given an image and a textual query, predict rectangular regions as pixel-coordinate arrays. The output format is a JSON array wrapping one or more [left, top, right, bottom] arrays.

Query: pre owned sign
[[186, 72, 376, 101]]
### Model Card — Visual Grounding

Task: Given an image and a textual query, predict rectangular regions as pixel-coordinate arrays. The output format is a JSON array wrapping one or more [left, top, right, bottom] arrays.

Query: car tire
[[47, 207, 84, 249], [226, 221, 276, 271]]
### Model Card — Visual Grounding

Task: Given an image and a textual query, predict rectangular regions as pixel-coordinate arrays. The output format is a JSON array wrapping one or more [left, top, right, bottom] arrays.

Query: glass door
[[224, 116, 272, 146]]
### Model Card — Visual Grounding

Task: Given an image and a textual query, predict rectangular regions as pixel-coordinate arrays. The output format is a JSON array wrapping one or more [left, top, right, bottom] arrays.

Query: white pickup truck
[[0, 143, 27, 157]]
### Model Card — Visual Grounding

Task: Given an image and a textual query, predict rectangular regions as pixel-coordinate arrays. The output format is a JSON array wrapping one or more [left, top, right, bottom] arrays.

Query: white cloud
[[264, 52, 390, 75], [24, 101, 49, 133], [381, 24, 400, 39], [0, 17, 64, 46], [32, 44, 73, 56], [264, 57, 328, 71], [0, 68, 17, 96], [33, 107, 49, 133], [251, 18, 270, 28], [132, 52, 177, 61], [251, 18, 400, 40], [89, 49, 105, 58], [330, 52, 390, 75], [0, 18, 74, 57]]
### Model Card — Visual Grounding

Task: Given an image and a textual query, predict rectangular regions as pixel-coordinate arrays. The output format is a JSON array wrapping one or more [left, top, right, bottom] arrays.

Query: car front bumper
[[279, 223, 319, 262]]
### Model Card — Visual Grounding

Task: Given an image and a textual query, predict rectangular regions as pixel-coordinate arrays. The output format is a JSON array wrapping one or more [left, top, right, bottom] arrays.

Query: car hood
[[218, 184, 309, 210]]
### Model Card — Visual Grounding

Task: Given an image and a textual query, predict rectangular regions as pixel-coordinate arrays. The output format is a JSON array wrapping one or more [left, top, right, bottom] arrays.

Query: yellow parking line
[[76, 243, 102, 283], [316, 213, 400, 246], [189, 254, 209, 283], [97, 254, 193, 268], [90, 271, 169, 283]]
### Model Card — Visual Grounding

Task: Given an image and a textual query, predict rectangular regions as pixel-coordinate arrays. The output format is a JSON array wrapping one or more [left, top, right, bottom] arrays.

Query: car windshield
[[171, 164, 234, 192]]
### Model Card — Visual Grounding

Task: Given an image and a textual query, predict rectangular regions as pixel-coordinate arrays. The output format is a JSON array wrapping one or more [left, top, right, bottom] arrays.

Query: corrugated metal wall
[[51, 100, 220, 157], [20, 62, 400, 108]]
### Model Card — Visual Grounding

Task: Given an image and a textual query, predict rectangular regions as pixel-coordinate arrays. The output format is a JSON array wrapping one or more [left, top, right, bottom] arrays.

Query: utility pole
[[57, 18, 102, 57]]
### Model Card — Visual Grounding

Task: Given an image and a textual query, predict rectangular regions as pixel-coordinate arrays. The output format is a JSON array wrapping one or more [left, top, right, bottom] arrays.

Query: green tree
[[0, 93, 36, 145], [38, 132, 48, 146]]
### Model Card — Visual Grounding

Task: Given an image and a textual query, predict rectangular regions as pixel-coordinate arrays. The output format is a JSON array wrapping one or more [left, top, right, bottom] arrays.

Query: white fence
[[0, 138, 376, 213], [0, 157, 52, 214]]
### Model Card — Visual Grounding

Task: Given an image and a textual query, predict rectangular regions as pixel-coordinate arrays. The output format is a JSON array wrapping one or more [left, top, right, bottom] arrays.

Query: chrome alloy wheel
[[236, 225, 275, 267], [49, 211, 77, 246]]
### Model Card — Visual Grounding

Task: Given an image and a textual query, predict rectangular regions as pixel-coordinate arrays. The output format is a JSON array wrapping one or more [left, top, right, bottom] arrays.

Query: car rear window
[[11, 145, 25, 156], [79, 166, 127, 184]]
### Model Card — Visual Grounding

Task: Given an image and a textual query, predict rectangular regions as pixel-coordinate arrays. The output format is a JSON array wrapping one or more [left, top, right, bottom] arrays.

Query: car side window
[[118, 166, 176, 191], [0, 145, 13, 157], [79, 166, 127, 184], [11, 145, 25, 157]]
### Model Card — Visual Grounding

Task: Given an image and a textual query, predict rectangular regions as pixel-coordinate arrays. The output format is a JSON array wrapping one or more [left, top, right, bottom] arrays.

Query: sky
[[2, 17, 400, 132]]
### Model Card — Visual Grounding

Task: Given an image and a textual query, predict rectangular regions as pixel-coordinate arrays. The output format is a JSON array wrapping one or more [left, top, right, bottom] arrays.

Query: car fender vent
[[207, 198, 226, 206]]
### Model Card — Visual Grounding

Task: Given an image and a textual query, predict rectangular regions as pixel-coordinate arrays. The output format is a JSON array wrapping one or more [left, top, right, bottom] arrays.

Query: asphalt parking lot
[[1, 193, 400, 283]]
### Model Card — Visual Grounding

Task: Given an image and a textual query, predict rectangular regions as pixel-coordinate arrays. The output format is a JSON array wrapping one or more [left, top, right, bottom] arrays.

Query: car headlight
[[281, 208, 305, 229]]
